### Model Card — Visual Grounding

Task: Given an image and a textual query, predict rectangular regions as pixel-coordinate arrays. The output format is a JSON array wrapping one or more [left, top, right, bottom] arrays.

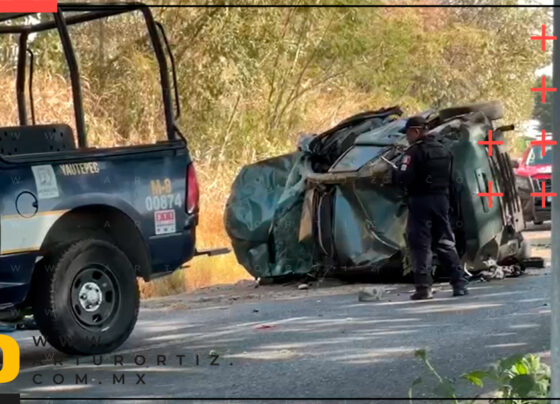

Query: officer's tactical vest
[[409, 137, 452, 196]]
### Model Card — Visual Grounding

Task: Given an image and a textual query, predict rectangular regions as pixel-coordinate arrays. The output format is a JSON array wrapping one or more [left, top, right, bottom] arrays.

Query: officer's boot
[[452, 284, 469, 297], [410, 286, 433, 300], [451, 271, 469, 297]]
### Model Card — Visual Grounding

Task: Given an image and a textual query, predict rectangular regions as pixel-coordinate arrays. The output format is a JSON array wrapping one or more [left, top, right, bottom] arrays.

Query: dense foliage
[[412, 349, 551, 403]]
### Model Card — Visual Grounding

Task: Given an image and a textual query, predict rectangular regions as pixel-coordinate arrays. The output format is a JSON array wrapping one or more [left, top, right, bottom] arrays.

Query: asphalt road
[[2, 229, 553, 403]]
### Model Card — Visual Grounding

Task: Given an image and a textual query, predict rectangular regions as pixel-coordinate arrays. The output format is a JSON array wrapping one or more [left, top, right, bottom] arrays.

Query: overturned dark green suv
[[225, 102, 528, 280]]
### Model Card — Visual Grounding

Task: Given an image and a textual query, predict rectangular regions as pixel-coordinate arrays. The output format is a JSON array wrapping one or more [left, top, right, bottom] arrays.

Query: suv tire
[[32, 239, 139, 355]]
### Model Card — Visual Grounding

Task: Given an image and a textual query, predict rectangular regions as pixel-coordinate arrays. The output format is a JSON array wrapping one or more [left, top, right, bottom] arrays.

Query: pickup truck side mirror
[[511, 159, 520, 169]]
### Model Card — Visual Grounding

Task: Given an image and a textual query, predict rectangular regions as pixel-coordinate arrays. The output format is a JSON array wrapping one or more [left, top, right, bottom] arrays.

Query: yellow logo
[[0, 335, 19, 383], [150, 178, 172, 196]]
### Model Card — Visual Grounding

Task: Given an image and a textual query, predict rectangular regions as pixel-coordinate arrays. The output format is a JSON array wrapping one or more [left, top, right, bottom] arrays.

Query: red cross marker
[[531, 25, 556, 51], [531, 181, 557, 208], [530, 129, 557, 157], [478, 130, 504, 156], [531, 75, 557, 103], [478, 181, 503, 209]]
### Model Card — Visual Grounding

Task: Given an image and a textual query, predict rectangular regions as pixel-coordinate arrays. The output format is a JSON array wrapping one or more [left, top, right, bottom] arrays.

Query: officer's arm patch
[[400, 154, 411, 171]]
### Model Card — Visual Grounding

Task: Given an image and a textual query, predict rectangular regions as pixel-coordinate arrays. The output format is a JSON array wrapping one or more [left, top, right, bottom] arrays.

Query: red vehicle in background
[[514, 140, 552, 225]]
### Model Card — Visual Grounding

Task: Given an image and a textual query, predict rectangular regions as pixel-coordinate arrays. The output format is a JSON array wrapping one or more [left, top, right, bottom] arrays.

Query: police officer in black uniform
[[398, 116, 468, 300]]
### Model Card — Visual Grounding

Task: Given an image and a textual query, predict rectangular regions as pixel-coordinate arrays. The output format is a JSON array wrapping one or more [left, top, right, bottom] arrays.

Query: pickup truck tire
[[32, 239, 139, 355]]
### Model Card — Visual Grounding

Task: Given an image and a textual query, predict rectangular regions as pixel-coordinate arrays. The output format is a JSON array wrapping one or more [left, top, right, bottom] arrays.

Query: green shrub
[[410, 349, 551, 404]]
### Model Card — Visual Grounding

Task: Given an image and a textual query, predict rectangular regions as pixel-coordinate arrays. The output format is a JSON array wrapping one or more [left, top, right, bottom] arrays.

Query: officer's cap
[[405, 116, 427, 130]]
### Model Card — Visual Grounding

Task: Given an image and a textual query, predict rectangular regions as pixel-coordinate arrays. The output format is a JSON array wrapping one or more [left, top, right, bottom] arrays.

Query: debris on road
[[298, 283, 310, 290], [358, 286, 385, 302], [471, 255, 545, 282], [473, 259, 524, 281]]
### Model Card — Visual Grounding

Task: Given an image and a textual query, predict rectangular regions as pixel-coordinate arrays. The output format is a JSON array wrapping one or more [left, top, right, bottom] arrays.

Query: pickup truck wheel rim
[[78, 281, 103, 312], [71, 265, 119, 328]]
